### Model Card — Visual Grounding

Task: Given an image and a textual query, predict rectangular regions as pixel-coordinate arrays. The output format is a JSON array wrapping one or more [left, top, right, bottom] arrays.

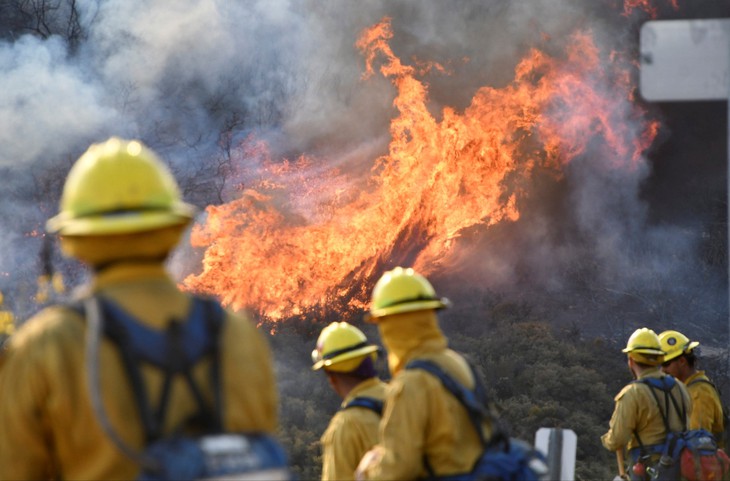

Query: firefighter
[[355, 267, 493, 481], [659, 330, 725, 446], [312, 321, 387, 481], [602, 327, 691, 481], [0, 138, 279, 480]]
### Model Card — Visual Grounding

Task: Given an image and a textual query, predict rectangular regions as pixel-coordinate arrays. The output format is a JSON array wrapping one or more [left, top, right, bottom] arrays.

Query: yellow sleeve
[[222, 311, 279, 433], [0, 319, 56, 480], [602, 385, 639, 451], [689, 383, 723, 434], [321, 413, 360, 481]]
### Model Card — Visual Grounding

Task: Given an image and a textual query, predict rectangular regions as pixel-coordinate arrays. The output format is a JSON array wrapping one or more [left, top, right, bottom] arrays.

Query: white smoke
[[0, 0, 726, 343]]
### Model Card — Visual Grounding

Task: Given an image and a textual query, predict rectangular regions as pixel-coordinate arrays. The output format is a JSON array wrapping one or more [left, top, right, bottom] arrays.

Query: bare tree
[[3, 0, 89, 51]]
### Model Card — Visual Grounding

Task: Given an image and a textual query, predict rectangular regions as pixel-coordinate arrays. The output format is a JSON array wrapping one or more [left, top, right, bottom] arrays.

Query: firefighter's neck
[[628, 357, 658, 380], [327, 371, 364, 400]]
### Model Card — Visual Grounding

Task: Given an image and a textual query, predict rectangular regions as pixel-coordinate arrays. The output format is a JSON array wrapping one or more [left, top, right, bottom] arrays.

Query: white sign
[[640, 19, 730, 101], [535, 427, 577, 481]]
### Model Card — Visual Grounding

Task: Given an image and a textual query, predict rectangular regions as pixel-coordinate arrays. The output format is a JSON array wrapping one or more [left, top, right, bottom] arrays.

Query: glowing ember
[[183, 17, 658, 322]]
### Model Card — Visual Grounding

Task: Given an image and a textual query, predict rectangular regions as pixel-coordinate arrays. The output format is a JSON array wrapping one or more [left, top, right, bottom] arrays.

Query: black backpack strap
[[202, 299, 225, 426], [160, 299, 226, 435], [405, 359, 490, 446], [662, 376, 687, 431], [407, 359, 502, 479], [687, 378, 718, 392], [640, 378, 673, 432], [685, 378, 727, 438], [67, 299, 161, 439], [341, 397, 384, 416], [633, 376, 688, 459], [636, 376, 686, 428], [632, 382, 670, 460], [664, 377, 688, 431], [80, 295, 226, 443], [109, 311, 161, 441]]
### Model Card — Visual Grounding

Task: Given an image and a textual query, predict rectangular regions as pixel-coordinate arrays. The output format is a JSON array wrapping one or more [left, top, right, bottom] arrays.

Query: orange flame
[[183, 18, 658, 322]]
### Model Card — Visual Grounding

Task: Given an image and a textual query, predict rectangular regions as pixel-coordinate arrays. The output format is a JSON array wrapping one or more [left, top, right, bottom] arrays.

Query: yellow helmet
[[46, 137, 197, 236], [658, 330, 699, 362], [622, 327, 665, 365], [365, 267, 450, 322], [311, 322, 379, 372]]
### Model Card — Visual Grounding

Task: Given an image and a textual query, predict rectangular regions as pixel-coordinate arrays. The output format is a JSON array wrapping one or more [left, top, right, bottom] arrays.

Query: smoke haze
[[0, 0, 728, 344]]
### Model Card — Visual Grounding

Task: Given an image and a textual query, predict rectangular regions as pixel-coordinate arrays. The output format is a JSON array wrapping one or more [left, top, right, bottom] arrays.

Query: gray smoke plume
[[0, 0, 727, 347]]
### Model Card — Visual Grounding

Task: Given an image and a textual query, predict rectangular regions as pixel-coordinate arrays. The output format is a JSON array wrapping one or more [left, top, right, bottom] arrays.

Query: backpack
[[342, 396, 384, 416], [633, 376, 730, 481], [405, 359, 548, 481], [81, 295, 293, 481]]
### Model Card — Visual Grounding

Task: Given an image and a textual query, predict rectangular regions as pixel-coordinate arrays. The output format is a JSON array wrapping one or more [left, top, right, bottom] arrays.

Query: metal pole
[[548, 428, 563, 480], [727, 29, 730, 389]]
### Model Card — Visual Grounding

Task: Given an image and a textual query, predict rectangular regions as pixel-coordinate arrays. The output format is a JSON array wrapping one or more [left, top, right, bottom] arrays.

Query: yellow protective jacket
[[685, 371, 724, 442], [602, 368, 691, 453], [0, 262, 278, 481], [359, 311, 492, 480], [320, 377, 387, 481]]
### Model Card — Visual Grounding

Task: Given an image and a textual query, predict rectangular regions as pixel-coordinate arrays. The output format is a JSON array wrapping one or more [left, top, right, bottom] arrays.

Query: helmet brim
[[627, 351, 665, 366], [663, 340, 700, 362], [312, 344, 380, 371], [364, 298, 451, 323], [622, 347, 665, 356], [46, 203, 197, 236]]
